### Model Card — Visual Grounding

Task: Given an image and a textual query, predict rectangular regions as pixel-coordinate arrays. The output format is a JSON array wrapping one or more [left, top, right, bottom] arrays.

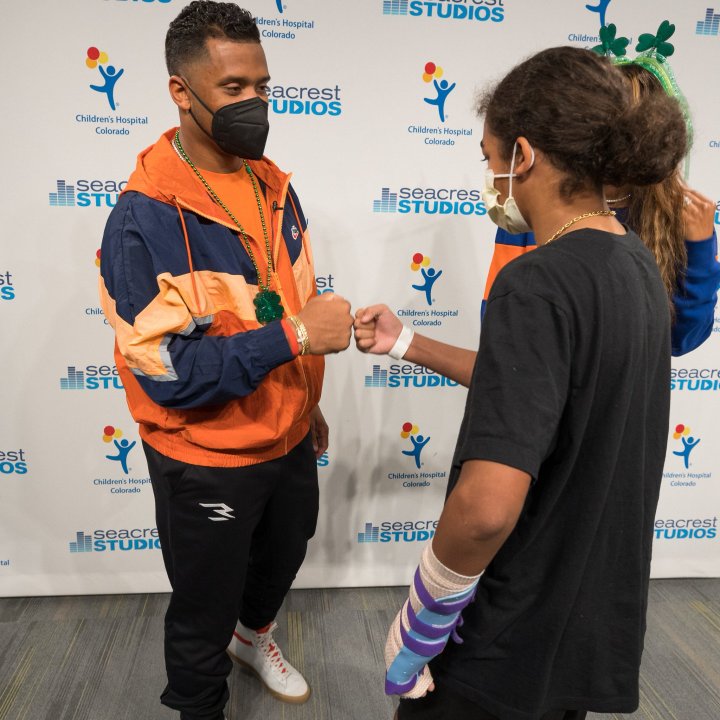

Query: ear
[[169, 76, 191, 112], [514, 136, 535, 176]]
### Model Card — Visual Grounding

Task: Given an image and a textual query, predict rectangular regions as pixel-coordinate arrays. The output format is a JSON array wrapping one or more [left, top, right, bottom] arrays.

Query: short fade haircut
[[165, 1, 260, 76]]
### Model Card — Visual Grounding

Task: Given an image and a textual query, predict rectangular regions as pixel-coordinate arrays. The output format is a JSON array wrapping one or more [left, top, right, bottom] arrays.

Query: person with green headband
[[355, 20, 719, 396]]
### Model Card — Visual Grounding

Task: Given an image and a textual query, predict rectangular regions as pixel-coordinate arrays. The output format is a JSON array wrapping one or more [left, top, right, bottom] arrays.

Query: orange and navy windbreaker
[[99, 128, 324, 467]]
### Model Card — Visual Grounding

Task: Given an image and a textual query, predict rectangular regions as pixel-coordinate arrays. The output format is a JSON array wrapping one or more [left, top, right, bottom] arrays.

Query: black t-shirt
[[431, 229, 670, 720]]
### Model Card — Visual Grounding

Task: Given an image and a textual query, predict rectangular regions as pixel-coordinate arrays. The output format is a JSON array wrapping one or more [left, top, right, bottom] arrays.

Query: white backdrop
[[1, 0, 719, 597]]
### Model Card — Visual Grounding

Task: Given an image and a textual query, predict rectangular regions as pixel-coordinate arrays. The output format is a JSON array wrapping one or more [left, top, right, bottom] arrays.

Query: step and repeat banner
[[1, 0, 719, 596]]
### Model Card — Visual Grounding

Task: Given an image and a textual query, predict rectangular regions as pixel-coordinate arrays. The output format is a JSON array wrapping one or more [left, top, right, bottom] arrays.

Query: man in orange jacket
[[99, 3, 353, 718]]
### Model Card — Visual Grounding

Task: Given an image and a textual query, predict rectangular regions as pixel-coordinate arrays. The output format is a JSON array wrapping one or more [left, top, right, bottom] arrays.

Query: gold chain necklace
[[545, 210, 616, 245], [173, 130, 284, 324]]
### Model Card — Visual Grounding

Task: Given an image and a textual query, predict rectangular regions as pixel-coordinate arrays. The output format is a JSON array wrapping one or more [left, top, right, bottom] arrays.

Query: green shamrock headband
[[592, 20, 693, 150]]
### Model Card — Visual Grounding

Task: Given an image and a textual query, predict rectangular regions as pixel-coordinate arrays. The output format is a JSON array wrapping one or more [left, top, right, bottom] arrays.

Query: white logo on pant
[[199, 502, 235, 521]]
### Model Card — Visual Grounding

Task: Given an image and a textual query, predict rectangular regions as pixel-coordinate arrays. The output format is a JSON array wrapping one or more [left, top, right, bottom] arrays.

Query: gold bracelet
[[287, 315, 310, 356]]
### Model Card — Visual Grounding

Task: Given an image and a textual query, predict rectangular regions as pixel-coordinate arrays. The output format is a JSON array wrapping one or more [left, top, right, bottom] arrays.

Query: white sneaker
[[227, 620, 311, 704]]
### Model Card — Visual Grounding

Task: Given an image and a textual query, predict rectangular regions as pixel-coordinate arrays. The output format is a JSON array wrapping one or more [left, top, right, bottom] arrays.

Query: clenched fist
[[297, 293, 353, 355], [354, 304, 403, 355]]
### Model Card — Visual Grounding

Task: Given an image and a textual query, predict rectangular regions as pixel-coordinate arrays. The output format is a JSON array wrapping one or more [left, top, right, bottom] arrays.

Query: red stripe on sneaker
[[233, 631, 252, 646]]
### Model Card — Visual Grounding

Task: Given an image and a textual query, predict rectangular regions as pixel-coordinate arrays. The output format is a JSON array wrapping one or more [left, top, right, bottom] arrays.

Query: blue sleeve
[[671, 232, 720, 356], [100, 196, 295, 410], [494, 227, 537, 248]]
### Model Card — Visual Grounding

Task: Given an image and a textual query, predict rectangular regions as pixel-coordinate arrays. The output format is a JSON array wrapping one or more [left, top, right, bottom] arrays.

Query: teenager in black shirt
[[356, 47, 687, 720]]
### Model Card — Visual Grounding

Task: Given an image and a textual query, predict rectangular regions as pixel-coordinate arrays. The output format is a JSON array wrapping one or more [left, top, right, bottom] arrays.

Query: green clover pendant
[[254, 289, 285, 324]]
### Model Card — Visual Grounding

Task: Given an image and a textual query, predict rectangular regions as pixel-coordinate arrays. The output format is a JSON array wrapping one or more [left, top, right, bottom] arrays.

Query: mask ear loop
[[508, 144, 535, 199], [508, 143, 518, 198]]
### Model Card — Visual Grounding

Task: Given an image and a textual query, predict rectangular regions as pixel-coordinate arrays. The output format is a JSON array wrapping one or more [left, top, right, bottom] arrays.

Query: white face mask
[[482, 142, 535, 234]]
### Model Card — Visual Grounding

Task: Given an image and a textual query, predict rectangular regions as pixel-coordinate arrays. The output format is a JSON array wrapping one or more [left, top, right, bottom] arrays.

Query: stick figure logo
[[672, 423, 700, 470], [86, 47, 124, 111], [422, 61, 456, 123], [411, 253, 442, 306], [102, 425, 136, 474], [401, 422, 430, 469]]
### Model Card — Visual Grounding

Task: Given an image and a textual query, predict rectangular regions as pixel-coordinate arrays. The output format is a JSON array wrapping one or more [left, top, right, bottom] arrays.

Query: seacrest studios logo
[[382, 0, 505, 23], [365, 362, 459, 389], [654, 516, 718, 541], [69, 527, 161, 553], [316, 273, 335, 295], [357, 519, 438, 543], [267, 83, 342, 117], [663, 423, 712, 488], [372, 186, 486, 216], [0, 270, 15, 301], [255, 0, 316, 40], [407, 62, 474, 147], [0, 449, 27, 475], [317, 451, 329, 468], [696, 7, 720, 35], [77, 46, 148, 136], [670, 367, 720, 392], [60, 364, 124, 391], [49, 178, 127, 208]]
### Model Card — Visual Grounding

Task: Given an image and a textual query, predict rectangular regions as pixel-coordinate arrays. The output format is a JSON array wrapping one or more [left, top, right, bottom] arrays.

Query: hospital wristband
[[388, 325, 415, 360]]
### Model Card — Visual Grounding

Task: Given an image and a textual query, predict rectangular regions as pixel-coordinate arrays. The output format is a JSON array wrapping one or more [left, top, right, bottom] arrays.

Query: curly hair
[[619, 63, 688, 311], [165, 1, 259, 76], [478, 47, 687, 198]]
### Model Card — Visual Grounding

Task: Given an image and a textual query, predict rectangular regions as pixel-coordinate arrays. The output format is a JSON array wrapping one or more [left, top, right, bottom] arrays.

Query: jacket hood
[[123, 128, 290, 222]]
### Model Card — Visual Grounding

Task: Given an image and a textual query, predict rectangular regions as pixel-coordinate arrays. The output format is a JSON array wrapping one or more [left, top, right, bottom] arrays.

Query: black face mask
[[183, 80, 270, 160]]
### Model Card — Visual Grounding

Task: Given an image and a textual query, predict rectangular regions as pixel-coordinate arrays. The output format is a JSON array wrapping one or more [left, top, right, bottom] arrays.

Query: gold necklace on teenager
[[545, 210, 616, 245], [173, 129, 284, 324]]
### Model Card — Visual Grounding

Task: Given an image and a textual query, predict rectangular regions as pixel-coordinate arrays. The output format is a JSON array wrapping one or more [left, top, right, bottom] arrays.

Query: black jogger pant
[[144, 434, 319, 720]]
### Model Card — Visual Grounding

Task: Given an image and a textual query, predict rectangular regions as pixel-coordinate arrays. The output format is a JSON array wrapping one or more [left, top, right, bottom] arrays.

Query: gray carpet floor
[[0, 579, 718, 720]]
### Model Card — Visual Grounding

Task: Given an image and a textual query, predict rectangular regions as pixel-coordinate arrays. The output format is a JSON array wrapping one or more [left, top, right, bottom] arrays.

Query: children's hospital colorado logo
[[387, 421, 446, 488], [382, 0, 505, 23], [406, 62, 474, 147], [75, 46, 148, 136], [254, 0, 316, 40], [566, 0, 634, 47], [95, 425, 150, 495], [663, 423, 712, 488], [396, 252, 460, 328]]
